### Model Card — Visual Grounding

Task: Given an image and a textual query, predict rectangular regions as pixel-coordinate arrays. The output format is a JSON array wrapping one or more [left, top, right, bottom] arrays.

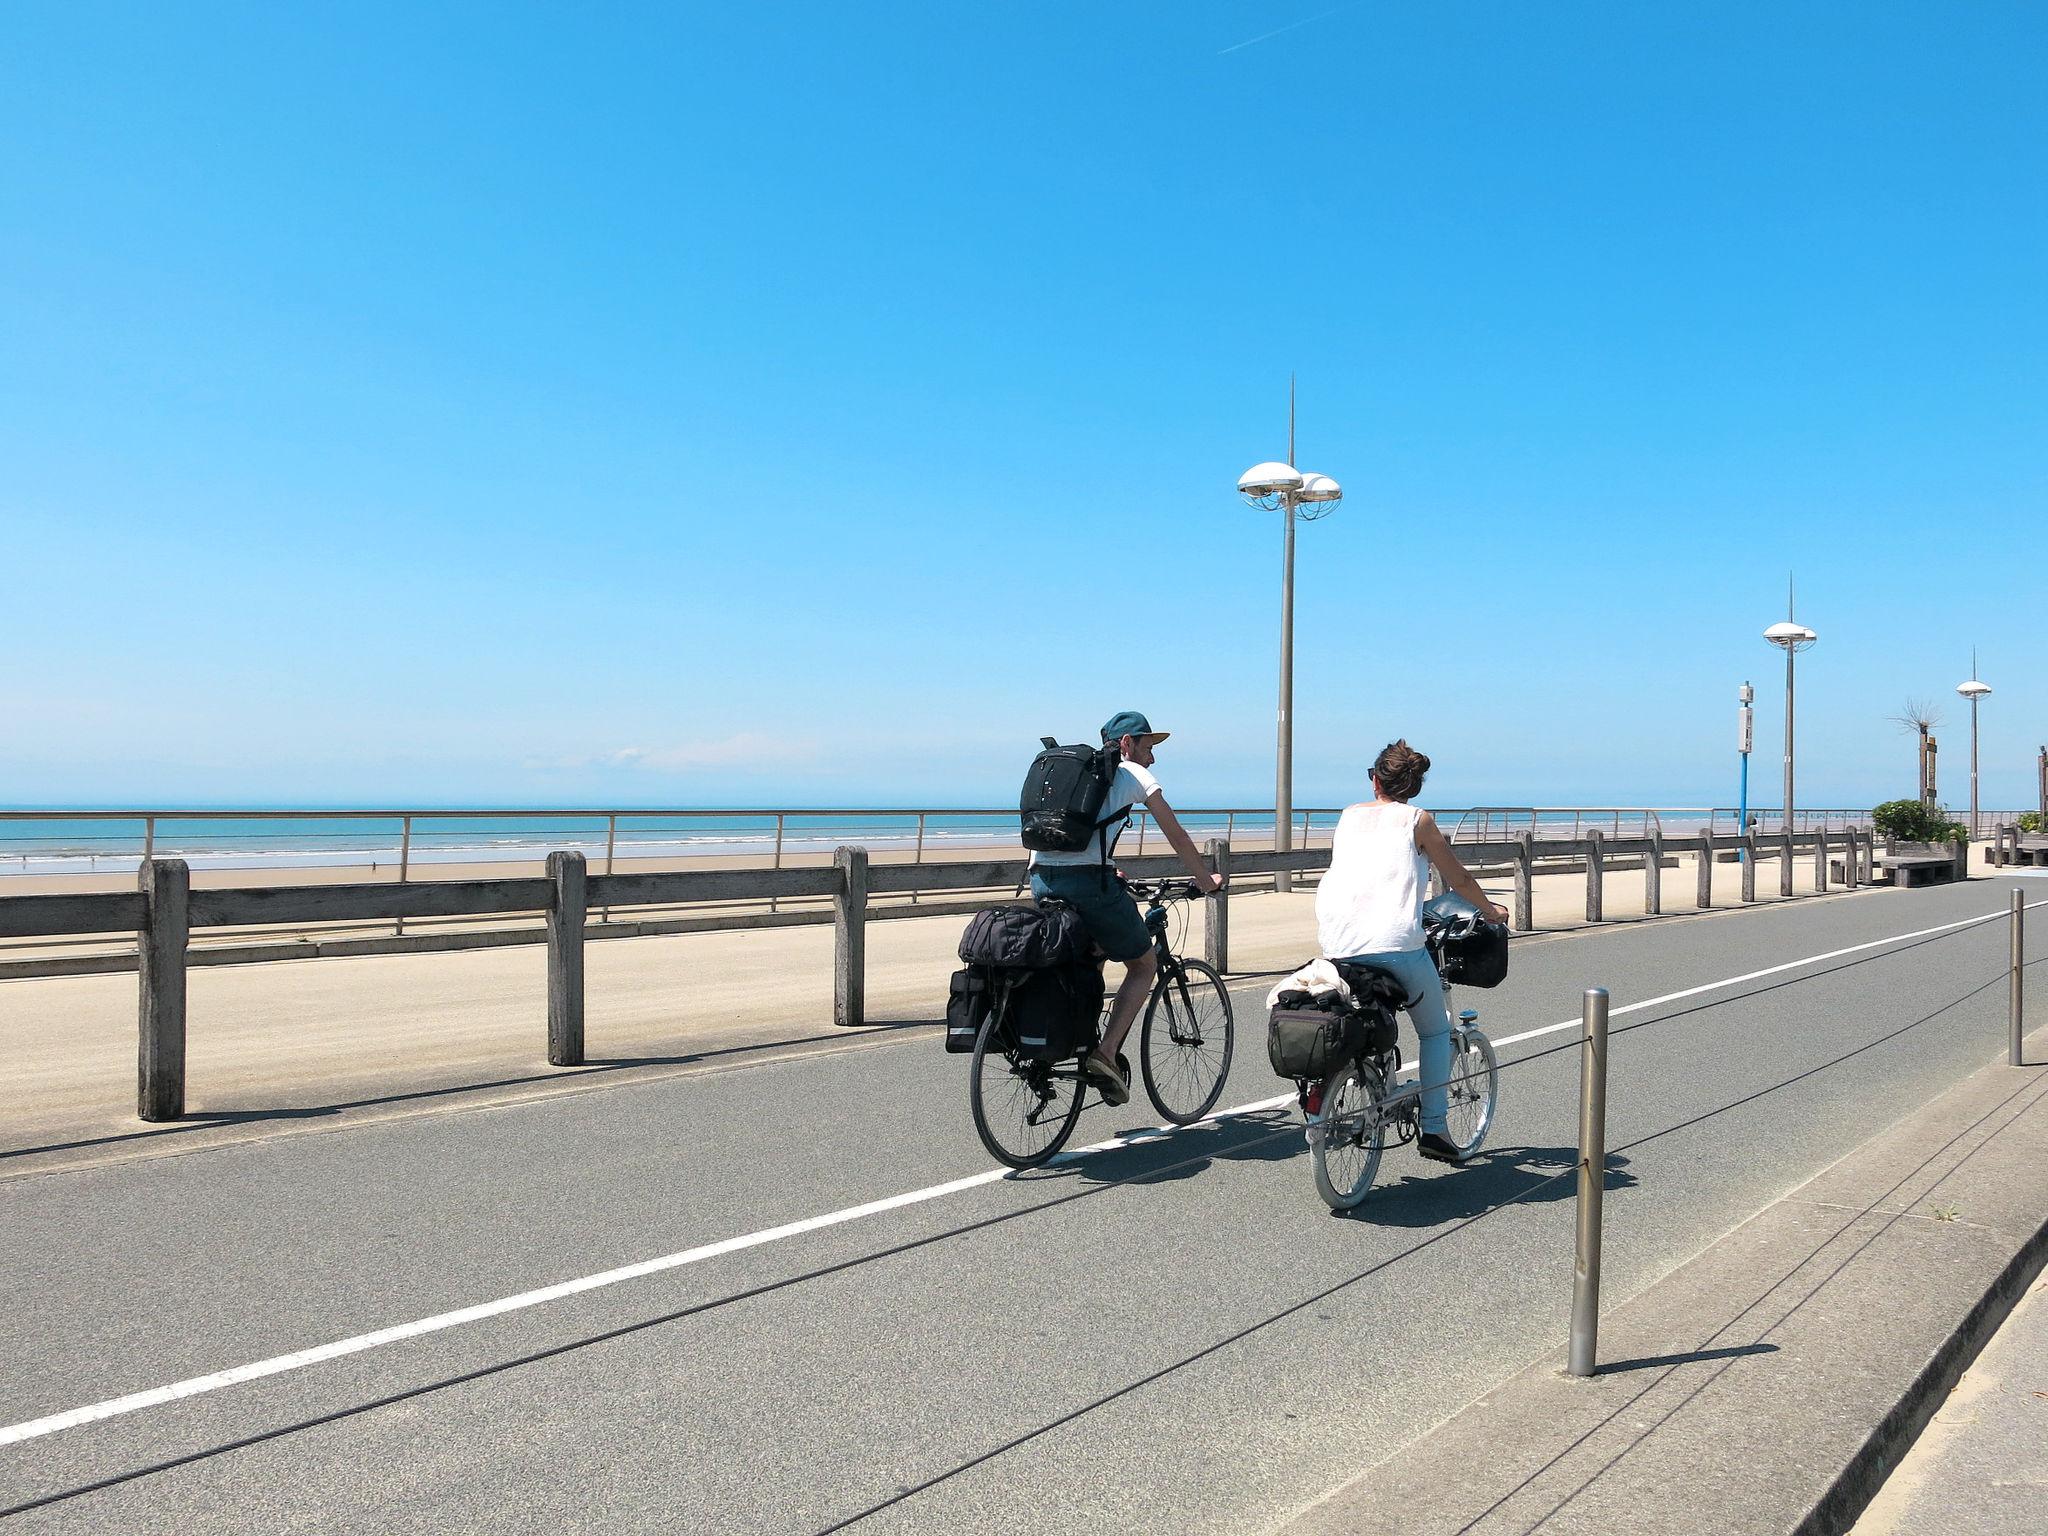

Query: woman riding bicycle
[[1315, 740, 1508, 1165]]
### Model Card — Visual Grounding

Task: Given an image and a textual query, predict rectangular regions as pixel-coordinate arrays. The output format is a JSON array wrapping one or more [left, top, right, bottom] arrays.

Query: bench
[[1873, 840, 1965, 888]]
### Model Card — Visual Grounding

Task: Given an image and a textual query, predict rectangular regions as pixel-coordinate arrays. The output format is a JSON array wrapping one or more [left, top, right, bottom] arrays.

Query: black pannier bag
[[1267, 992, 1399, 1080], [945, 967, 991, 1053], [1010, 962, 1105, 1061], [957, 903, 1091, 970], [1422, 892, 1511, 989], [1019, 737, 1126, 854]]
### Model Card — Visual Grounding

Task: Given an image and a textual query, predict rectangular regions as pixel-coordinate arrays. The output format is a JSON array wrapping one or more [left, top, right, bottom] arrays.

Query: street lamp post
[[1957, 654, 1991, 840], [1239, 383, 1341, 894], [1764, 587, 1817, 832]]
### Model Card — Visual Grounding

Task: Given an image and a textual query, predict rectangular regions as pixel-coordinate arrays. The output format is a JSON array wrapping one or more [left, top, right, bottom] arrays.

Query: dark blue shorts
[[1029, 867, 1151, 962]]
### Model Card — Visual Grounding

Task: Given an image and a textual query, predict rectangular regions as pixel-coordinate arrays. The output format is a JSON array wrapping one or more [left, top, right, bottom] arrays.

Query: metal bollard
[[2013, 890, 2026, 1068], [1568, 986, 1610, 1377]]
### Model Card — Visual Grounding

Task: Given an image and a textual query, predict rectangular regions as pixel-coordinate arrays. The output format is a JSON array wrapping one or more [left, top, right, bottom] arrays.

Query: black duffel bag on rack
[[957, 904, 1091, 970], [1267, 990, 1399, 1080]]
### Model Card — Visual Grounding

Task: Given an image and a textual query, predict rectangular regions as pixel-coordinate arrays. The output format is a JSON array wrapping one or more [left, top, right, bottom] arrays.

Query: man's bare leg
[[1096, 950, 1158, 1063]]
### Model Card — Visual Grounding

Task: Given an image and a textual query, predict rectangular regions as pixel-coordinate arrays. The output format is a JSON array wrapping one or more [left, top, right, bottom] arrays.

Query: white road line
[[0, 1091, 1292, 1450], [6, 895, 2037, 1451], [1483, 897, 2044, 1054]]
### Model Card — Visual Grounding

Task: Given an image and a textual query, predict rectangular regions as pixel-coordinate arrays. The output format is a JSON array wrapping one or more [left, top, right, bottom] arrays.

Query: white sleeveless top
[[1316, 801, 1429, 957]]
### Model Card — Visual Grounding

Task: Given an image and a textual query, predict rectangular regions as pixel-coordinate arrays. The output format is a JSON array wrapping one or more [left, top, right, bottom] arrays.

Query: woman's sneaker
[[1084, 1052, 1131, 1106]]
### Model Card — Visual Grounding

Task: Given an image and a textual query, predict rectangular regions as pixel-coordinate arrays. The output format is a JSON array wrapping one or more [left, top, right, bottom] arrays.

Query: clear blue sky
[[3, 2, 2043, 811]]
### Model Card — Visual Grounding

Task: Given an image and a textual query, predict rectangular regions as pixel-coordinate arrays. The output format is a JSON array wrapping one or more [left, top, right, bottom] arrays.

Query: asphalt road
[[3, 876, 2043, 1534]]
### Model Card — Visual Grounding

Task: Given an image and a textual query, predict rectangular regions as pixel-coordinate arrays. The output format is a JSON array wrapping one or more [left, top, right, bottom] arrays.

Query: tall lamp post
[[1956, 654, 1991, 840], [1764, 589, 1817, 832], [1239, 384, 1341, 894]]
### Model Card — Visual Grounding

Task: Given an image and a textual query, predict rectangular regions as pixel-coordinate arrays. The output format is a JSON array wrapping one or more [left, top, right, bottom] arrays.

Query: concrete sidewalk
[[1270, 1035, 2048, 1536], [1849, 1272, 2048, 1533]]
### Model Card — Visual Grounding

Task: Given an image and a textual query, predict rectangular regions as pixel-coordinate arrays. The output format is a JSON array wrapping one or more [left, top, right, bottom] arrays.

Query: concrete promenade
[[3, 874, 2042, 1531]]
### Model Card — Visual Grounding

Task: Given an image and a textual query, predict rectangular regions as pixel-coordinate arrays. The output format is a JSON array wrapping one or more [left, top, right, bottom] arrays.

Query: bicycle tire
[[969, 1005, 1085, 1170], [1311, 1058, 1386, 1211], [1444, 1027, 1498, 1157], [1139, 958, 1235, 1125]]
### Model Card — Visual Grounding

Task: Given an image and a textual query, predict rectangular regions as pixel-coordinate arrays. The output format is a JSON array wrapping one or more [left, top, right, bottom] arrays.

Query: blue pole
[[1738, 751, 1750, 862]]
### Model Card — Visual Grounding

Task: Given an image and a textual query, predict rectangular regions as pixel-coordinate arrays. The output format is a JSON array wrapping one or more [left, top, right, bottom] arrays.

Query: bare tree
[[1893, 698, 1944, 806]]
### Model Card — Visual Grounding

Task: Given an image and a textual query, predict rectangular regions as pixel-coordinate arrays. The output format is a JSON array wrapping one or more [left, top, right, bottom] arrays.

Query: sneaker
[[1084, 1052, 1131, 1107], [1418, 1132, 1466, 1165]]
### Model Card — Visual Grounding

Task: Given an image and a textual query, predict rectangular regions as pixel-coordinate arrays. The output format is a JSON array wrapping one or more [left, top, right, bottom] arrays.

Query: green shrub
[[2019, 812, 2042, 834], [1872, 800, 1969, 843]]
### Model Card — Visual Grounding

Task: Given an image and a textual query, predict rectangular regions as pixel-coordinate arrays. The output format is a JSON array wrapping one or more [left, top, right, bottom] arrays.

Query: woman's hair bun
[[1372, 739, 1431, 801]]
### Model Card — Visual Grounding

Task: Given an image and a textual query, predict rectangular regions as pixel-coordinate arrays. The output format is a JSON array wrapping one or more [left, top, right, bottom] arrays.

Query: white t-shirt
[[1316, 801, 1429, 957], [1029, 760, 1162, 867]]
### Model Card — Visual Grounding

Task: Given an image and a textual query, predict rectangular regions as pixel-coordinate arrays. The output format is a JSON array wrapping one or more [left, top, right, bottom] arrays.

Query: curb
[[1800, 1188, 2048, 1535]]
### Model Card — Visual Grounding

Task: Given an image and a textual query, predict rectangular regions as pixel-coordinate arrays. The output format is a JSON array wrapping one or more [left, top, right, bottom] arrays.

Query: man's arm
[[1414, 811, 1509, 925], [1145, 792, 1223, 892]]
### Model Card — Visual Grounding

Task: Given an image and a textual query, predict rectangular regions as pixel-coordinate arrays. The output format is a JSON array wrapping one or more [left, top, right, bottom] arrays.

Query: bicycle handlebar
[[1122, 876, 1211, 903]]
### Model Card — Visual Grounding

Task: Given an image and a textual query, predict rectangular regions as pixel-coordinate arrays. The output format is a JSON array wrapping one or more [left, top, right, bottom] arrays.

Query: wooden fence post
[[1779, 828, 1795, 897], [1645, 828, 1663, 915], [1741, 833, 1758, 902], [546, 850, 586, 1066], [834, 845, 868, 1028], [1585, 828, 1604, 923], [137, 857, 189, 1122], [1697, 829, 1714, 909], [1513, 832, 1534, 931], [1814, 827, 1829, 892], [1204, 838, 1230, 973]]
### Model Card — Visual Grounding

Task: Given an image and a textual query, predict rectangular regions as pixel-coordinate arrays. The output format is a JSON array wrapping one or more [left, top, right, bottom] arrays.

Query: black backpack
[[1019, 737, 1127, 856]]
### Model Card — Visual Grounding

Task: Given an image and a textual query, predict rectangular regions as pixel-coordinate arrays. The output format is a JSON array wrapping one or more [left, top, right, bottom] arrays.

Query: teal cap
[[1101, 710, 1169, 746]]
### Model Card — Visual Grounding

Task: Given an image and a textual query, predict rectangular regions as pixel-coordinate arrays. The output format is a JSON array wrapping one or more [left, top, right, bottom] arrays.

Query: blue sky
[[3, 1, 2043, 812]]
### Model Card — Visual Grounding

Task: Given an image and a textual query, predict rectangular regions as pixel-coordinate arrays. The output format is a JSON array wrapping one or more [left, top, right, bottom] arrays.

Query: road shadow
[[1, 1020, 940, 1163], [1333, 1144, 1636, 1227]]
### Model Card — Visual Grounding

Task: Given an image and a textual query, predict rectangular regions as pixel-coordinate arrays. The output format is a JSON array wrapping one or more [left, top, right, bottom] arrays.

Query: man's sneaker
[[1418, 1132, 1467, 1165], [1085, 1052, 1131, 1106]]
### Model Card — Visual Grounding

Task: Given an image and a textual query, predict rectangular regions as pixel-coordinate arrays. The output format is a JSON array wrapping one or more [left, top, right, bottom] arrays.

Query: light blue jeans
[[1334, 946, 1451, 1134]]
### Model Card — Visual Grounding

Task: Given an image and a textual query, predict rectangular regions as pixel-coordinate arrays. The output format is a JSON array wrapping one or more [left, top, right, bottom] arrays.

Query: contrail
[[1216, 1, 1367, 56]]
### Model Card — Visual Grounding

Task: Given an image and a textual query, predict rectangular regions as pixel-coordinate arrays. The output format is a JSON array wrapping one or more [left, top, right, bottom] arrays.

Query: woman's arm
[[1415, 811, 1510, 926]]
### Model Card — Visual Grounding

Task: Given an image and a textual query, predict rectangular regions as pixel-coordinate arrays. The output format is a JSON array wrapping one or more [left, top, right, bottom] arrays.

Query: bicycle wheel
[[969, 1007, 1085, 1170], [1312, 1058, 1386, 1211], [1140, 958, 1235, 1125], [1444, 1027, 1498, 1156]]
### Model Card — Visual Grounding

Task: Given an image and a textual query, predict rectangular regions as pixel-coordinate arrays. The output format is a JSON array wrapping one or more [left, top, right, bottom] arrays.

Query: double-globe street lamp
[[1764, 605, 1818, 832], [1239, 432, 1342, 894], [1956, 655, 1992, 839]]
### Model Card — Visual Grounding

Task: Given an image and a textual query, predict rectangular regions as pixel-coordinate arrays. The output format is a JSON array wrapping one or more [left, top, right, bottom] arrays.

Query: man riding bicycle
[[1029, 710, 1222, 1106]]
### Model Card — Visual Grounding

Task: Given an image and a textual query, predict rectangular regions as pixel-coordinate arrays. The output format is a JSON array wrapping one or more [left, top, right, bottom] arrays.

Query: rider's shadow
[[1060, 1111, 1309, 1188], [1335, 1144, 1637, 1226]]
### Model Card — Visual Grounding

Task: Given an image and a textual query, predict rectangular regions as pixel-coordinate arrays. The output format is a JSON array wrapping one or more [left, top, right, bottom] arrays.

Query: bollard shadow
[[1593, 1342, 1778, 1374], [1333, 1144, 1637, 1228], [1, 1020, 941, 1163]]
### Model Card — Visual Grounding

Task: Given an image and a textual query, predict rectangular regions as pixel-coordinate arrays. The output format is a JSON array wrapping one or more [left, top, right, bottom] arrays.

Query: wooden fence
[[0, 826, 1950, 1123]]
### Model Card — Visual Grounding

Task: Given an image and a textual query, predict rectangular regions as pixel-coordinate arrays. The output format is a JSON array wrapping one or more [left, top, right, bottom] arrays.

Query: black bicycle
[[968, 878, 1236, 1169]]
